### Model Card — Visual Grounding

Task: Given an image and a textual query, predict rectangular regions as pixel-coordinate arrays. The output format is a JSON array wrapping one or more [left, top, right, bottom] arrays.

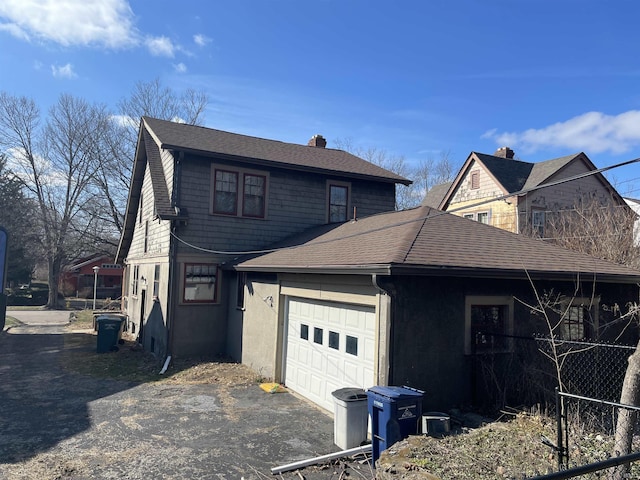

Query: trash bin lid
[[332, 387, 367, 401], [367, 385, 424, 400]]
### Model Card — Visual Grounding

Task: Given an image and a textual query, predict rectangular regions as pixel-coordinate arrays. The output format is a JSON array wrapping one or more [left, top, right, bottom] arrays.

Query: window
[[132, 265, 139, 296], [328, 182, 349, 223], [139, 193, 143, 225], [243, 174, 266, 217], [532, 210, 546, 237], [236, 272, 246, 309], [211, 166, 268, 218], [559, 297, 598, 340], [465, 296, 514, 354], [329, 331, 339, 350], [144, 220, 149, 253], [183, 263, 218, 303], [346, 335, 358, 356], [471, 171, 480, 189], [153, 265, 160, 298], [213, 170, 238, 215], [300, 324, 309, 340], [314, 327, 323, 344], [462, 211, 490, 224]]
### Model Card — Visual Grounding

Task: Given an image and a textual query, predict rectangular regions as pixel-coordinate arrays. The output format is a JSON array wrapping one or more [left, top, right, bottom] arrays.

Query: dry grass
[[63, 311, 258, 386], [378, 412, 640, 479]]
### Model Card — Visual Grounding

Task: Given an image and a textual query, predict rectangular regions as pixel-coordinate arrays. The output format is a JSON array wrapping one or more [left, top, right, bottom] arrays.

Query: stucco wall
[[383, 275, 639, 412]]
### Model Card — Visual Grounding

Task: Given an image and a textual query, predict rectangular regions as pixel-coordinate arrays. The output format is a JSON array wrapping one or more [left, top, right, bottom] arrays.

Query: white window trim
[[532, 209, 546, 237], [326, 180, 351, 223], [461, 210, 491, 224], [464, 295, 514, 355], [210, 164, 269, 219]]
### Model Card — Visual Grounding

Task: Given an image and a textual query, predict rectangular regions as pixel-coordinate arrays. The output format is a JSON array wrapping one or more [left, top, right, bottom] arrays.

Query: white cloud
[[482, 111, 640, 155], [51, 63, 77, 79], [145, 35, 175, 57], [0, 21, 30, 40], [0, 0, 138, 48], [193, 33, 211, 47], [110, 114, 137, 129], [173, 62, 187, 73]]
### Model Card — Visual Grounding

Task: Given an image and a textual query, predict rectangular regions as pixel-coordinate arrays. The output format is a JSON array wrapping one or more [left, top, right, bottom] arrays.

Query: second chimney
[[308, 134, 327, 148], [494, 146, 515, 159]]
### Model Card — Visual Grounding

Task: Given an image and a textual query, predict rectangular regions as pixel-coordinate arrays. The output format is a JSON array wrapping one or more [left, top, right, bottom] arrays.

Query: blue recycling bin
[[367, 385, 424, 466]]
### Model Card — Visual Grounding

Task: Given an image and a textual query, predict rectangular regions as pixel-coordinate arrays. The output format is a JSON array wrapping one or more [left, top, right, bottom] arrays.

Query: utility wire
[[169, 156, 640, 256]]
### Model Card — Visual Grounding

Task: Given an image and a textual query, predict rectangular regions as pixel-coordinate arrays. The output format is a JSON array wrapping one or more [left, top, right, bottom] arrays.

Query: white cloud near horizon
[[174, 62, 187, 73], [51, 63, 77, 79], [483, 111, 640, 155], [0, 0, 138, 48]]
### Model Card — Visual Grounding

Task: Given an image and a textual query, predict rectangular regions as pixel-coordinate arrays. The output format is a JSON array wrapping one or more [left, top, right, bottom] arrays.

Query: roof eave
[[235, 262, 640, 284], [162, 145, 412, 186]]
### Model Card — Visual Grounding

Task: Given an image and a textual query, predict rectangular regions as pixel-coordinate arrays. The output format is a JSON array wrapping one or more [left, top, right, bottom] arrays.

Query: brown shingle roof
[[421, 181, 452, 208], [143, 117, 411, 185], [236, 206, 640, 282]]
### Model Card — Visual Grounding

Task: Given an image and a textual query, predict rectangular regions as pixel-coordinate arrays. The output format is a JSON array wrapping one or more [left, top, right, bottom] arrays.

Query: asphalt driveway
[[0, 310, 372, 479]]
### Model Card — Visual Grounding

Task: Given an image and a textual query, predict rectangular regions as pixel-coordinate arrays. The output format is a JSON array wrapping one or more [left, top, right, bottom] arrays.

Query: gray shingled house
[[115, 117, 410, 360], [233, 205, 640, 412], [424, 147, 627, 237]]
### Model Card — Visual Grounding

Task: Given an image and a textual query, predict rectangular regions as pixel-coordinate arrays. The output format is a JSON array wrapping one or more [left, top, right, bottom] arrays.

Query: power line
[[169, 156, 640, 256]]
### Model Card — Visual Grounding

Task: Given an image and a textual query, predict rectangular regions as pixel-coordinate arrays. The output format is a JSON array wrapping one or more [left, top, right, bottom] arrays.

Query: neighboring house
[[60, 255, 123, 299], [424, 147, 626, 238], [233, 205, 640, 413], [624, 197, 640, 245], [115, 117, 410, 359]]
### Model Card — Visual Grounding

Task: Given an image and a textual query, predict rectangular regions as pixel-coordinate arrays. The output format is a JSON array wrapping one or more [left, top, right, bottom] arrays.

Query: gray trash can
[[332, 387, 369, 449]]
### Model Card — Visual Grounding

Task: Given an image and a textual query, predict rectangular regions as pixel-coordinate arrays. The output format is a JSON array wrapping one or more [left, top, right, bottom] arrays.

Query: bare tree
[[333, 138, 455, 210], [523, 194, 640, 269], [96, 78, 210, 235], [0, 92, 108, 307]]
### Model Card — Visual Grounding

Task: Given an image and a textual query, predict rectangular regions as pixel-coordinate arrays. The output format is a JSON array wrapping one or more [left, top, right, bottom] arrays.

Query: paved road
[[0, 310, 373, 479], [6, 309, 72, 333]]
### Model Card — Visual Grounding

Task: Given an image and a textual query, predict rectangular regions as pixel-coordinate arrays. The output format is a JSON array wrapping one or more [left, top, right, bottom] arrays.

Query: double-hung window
[[212, 167, 267, 218], [532, 210, 546, 237], [328, 182, 350, 223]]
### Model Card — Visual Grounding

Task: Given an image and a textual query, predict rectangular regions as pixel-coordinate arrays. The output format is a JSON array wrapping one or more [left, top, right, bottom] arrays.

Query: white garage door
[[284, 297, 376, 412]]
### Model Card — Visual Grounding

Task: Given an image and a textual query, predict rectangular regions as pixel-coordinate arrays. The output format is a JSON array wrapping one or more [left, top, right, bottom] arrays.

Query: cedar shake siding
[[117, 117, 409, 358]]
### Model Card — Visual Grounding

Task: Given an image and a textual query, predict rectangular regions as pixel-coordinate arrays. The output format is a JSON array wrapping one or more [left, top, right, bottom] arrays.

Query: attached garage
[[284, 297, 376, 412]]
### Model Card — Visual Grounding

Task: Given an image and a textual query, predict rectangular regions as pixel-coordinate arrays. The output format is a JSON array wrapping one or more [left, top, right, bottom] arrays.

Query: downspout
[[162, 150, 183, 373], [372, 273, 394, 386]]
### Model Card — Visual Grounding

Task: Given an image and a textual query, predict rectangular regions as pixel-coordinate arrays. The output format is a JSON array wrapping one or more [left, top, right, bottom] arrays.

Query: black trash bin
[[96, 315, 125, 353], [367, 386, 424, 466]]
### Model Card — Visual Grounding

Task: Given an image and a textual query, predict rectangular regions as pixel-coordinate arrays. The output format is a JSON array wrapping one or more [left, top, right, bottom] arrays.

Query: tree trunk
[[46, 257, 62, 309], [609, 338, 640, 480]]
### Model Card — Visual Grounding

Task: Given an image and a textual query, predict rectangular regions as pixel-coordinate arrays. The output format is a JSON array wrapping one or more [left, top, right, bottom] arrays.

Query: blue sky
[[2, 1, 640, 195]]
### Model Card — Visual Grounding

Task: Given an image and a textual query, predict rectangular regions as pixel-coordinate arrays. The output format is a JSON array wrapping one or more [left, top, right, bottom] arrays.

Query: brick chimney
[[494, 146, 515, 159], [308, 134, 327, 148]]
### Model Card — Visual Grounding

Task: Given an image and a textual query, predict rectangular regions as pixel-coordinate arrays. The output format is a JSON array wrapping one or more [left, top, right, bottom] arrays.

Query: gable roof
[[143, 117, 411, 185], [421, 181, 452, 208], [438, 151, 625, 210], [235, 206, 640, 283], [116, 117, 411, 263]]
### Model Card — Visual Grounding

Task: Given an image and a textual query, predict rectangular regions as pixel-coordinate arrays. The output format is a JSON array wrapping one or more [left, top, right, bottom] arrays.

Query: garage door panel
[[285, 298, 376, 412]]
